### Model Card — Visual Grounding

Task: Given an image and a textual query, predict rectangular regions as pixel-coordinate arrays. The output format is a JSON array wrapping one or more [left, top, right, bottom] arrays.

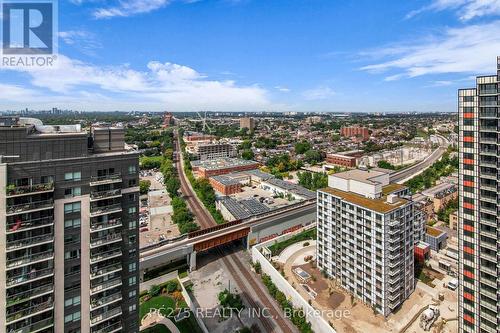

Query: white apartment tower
[[317, 169, 415, 316]]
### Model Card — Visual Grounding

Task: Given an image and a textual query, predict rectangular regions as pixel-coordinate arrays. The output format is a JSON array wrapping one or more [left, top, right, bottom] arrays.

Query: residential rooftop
[[191, 157, 259, 170], [332, 168, 390, 186], [319, 184, 409, 214], [264, 178, 316, 200]]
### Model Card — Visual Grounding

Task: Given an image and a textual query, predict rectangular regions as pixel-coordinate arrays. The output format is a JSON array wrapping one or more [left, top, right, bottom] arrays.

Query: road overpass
[[139, 200, 316, 277]]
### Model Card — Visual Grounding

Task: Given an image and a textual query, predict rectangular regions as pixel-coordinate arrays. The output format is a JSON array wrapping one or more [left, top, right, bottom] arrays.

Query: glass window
[[64, 202, 81, 214], [129, 276, 137, 286], [129, 304, 136, 313], [65, 218, 81, 229], [129, 290, 137, 299], [129, 263, 136, 272], [64, 172, 81, 181], [128, 207, 136, 214], [128, 165, 137, 174]]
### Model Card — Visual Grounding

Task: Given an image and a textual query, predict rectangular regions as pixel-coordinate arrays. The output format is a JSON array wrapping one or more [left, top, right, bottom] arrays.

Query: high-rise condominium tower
[[458, 56, 500, 333], [0, 117, 140, 333], [316, 169, 415, 316]]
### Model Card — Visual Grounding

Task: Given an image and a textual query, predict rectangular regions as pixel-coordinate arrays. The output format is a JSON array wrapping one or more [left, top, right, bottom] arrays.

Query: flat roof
[[191, 158, 259, 170], [319, 185, 409, 214], [220, 197, 270, 219], [210, 175, 241, 186], [381, 183, 407, 196], [263, 178, 316, 199], [332, 169, 390, 186], [426, 226, 446, 238]]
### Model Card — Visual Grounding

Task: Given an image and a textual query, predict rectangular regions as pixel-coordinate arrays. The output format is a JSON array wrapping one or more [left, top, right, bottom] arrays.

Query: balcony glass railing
[[92, 322, 122, 333], [6, 200, 54, 215], [91, 233, 122, 248], [7, 268, 54, 287], [90, 249, 122, 264], [90, 174, 122, 184], [6, 250, 53, 269], [7, 283, 54, 307], [6, 183, 54, 197], [7, 234, 54, 251], [6, 300, 52, 323], [91, 219, 122, 232], [91, 189, 122, 200], [90, 204, 122, 216], [480, 110, 497, 118], [480, 89, 498, 95], [91, 278, 122, 294], [90, 306, 122, 325], [8, 317, 53, 333], [91, 263, 122, 278], [6, 217, 54, 233], [91, 292, 122, 309]]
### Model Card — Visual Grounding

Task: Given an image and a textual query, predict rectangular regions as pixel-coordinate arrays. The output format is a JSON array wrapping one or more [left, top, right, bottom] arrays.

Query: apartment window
[[129, 304, 137, 313], [129, 220, 137, 230], [463, 119, 473, 126], [65, 296, 81, 307], [129, 290, 137, 299], [64, 202, 81, 214], [41, 175, 54, 183], [65, 218, 81, 229], [65, 234, 81, 245], [65, 187, 82, 197], [128, 207, 137, 214], [64, 172, 82, 181], [129, 276, 137, 286], [64, 311, 81, 323], [463, 96, 474, 102], [128, 165, 137, 174], [129, 235, 137, 245], [65, 249, 81, 260], [128, 179, 137, 187], [129, 262, 137, 272]]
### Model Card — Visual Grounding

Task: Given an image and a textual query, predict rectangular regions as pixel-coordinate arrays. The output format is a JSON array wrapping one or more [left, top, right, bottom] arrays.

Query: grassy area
[[268, 228, 316, 256], [143, 259, 188, 281], [142, 324, 171, 333], [140, 295, 176, 320]]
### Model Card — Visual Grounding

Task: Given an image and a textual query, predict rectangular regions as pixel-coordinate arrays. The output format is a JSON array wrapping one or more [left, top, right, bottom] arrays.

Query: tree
[[165, 177, 180, 197], [377, 160, 396, 170], [241, 149, 255, 160], [304, 149, 322, 164], [139, 179, 151, 195], [295, 141, 311, 154]]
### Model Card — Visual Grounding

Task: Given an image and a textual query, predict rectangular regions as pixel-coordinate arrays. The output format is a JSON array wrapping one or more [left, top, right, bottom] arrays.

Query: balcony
[[6, 300, 53, 324], [92, 322, 123, 333], [479, 89, 498, 95], [91, 263, 122, 279], [90, 306, 122, 326], [90, 233, 122, 248], [90, 189, 122, 202], [6, 183, 54, 198], [7, 283, 54, 307], [8, 317, 53, 333], [90, 204, 122, 217], [91, 219, 122, 233], [91, 277, 122, 295], [6, 250, 54, 270], [6, 217, 54, 234], [90, 174, 122, 186], [6, 200, 54, 216], [7, 234, 54, 252], [91, 291, 122, 310], [480, 110, 498, 118], [480, 126, 498, 132], [90, 249, 122, 264], [6, 268, 54, 288], [480, 136, 498, 144], [480, 101, 498, 107]]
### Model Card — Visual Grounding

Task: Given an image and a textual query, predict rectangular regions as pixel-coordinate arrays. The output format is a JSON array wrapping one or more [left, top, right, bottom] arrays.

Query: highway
[[390, 134, 450, 184]]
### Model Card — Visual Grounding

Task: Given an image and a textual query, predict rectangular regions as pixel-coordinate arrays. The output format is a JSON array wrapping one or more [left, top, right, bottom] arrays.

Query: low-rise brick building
[[326, 153, 357, 167]]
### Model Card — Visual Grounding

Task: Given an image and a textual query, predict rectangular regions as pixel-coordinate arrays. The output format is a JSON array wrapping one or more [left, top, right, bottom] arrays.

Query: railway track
[[174, 136, 216, 229], [217, 246, 298, 333]]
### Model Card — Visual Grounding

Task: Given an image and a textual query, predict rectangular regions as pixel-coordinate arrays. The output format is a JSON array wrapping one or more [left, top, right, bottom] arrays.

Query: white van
[[447, 279, 458, 290]]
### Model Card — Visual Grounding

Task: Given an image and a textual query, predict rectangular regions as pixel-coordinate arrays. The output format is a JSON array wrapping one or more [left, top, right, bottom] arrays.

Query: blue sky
[[1, 0, 500, 112]]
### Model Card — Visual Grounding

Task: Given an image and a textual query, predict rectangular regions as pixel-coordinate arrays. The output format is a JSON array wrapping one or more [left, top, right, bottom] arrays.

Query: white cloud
[[361, 21, 500, 80], [302, 86, 335, 100], [59, 30, 102, 55], [275, 86, 290, 92], [1, 55, 271, 111], [406, 0, 500, 21], [0, 84, 41, 102], [93, 0, 171, 19]]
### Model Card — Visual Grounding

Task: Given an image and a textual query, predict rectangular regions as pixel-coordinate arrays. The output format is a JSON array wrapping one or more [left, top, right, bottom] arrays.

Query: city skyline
[[1, 0, 500, 112]]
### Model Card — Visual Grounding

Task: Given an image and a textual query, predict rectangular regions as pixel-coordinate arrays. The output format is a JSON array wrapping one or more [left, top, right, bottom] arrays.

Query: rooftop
[[319, 185, 409, 213], [381, 183, 407, 196], [220, 197, 270, 220], [332, 169, 390, 186], [426, 226, 446, 238], [191, 157, 259, 171], [210, 175, 241, 186], [264, 178, 316, 199]]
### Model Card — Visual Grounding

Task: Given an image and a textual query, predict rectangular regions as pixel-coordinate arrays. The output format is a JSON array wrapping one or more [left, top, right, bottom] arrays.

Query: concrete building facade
[[317, 169, 415, 316], [458, 56, 500, 333], [0, 118, 140, 333]]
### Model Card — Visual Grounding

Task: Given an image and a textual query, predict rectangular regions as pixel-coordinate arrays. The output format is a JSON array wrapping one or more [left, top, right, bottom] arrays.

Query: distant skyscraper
[[0, 117, 140, 333], [458, 56, 499, 333], [240, 117, 255, 131]]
